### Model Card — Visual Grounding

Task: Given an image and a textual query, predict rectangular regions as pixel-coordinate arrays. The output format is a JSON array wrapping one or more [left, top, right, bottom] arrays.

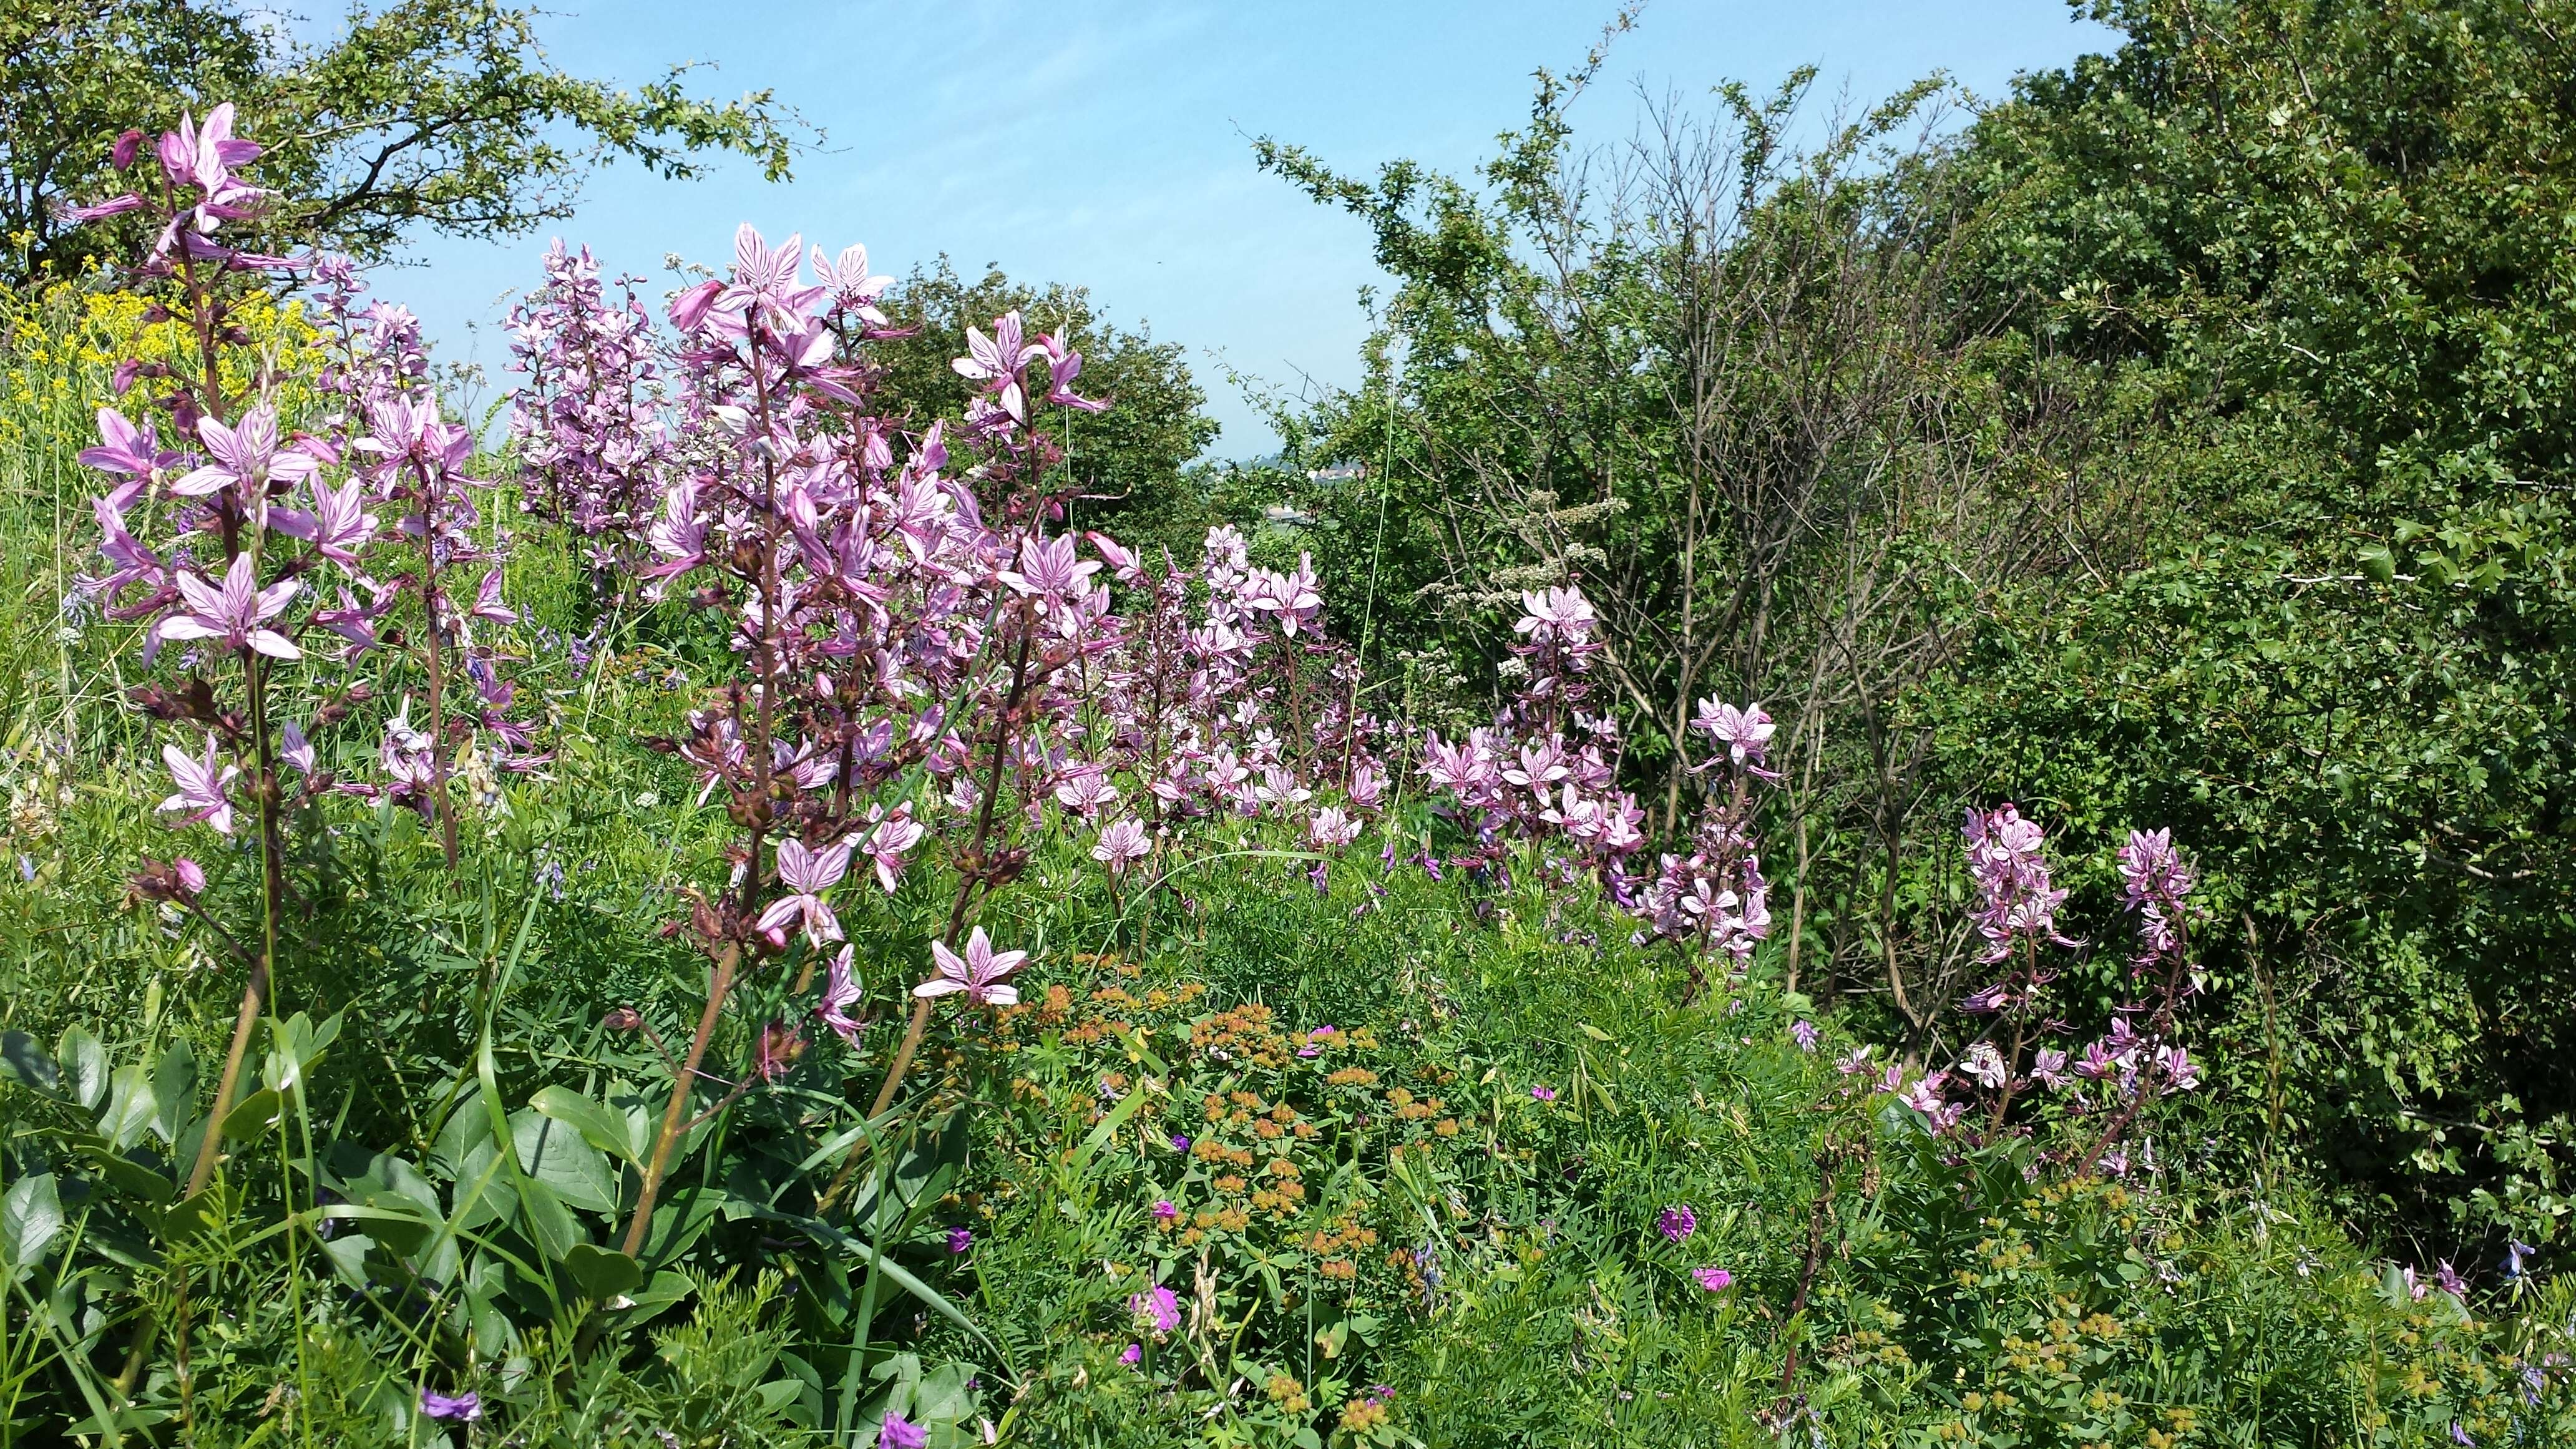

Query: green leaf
[[55, 1027, 105, 1110], [150, 1040, 196, 1145], [511, 1108, 620, 1214], [0, 1174, 64, 1280], [0, 1031, 59, 1095], [220, 1088, 285, 1143], [529, 1085, 643, 1166], [98, 1063, 158, 1150], [561, 1242, 643, 1301]]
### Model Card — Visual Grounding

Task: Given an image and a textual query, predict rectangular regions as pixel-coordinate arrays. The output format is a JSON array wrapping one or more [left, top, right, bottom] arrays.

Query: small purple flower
[[1151, 1199, 1178, 1221], [1656, 1204, 1697, 1243], [1531, 1084, 1557, 1102], [2505, 1240, 2536, 1278], [1129, 1284, 1181, 1336], [1169, 1133, 1191, 1153], [945, 1225, 973, 1254], [879, 1410, 929, 1449], [1790, 1020, 1819, 1051], [2451, 1422, 2474, 1447], [420, 1388, 481, 1422], [1120, 1342, 1143, 1367], [1692, 1266, 1733, 1291]]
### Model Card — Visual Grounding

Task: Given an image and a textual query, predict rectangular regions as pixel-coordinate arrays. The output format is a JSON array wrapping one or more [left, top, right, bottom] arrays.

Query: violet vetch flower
[[1531, 1084, 1556, 1102], [1120, 1342, 1143, 1366], [879, 1411, 929, 1449], [419, 1388, 481, 1422], [1790, 1020, 1819, 1051], [1692, 1266, 1733, 1291], [1152, 1199, 1178, 1221], [945, 1226, 973, 1254]]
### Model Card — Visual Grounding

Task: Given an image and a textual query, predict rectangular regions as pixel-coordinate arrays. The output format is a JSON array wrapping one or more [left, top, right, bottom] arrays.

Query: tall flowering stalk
[[505, 242, 669, 577], [1898, 805, 2205, 1173], [1418, 585, 1646, 903], [69, 106, 350, 1191]]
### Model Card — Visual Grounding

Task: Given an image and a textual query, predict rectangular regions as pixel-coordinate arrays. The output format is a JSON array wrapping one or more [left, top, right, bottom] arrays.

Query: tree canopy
[[1, 0, 807, 284]]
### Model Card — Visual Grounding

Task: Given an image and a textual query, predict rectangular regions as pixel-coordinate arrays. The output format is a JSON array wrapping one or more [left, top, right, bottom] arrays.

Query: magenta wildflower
[[879, 1410, 929, 1449], [158, 738, 239, 835], [814, 946, 864, 1045], [1152, 1199, 1178, 1221], [1129, 1284, 1181, 1336], [1120, 1342, 1143, 1367], [1790, 1020, 1819, 1051], [1531, 1084, 1557, 1102], [1692, 1266, 1733, 1291], [1656, 1204, 1697, 1243], [946, 1225, 973, 1254]]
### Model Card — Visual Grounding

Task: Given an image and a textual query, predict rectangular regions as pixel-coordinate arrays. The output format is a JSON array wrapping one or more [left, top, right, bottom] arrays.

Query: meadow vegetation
[[2, 4, 2574, 1447]]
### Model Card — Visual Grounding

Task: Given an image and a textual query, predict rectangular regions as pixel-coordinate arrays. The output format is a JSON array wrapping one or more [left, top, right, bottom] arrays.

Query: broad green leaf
[[510, 1108, 619, 1214], [0, 1031, 59, 1095], [220, 1088, 285, 1143], [98, 1063, 157, 1150], [561, 1243, 644, 1301], [55, 1027, 104, 1110], [529, 1085, 642, 1166], [1, 1174, 64, 1279], [150, 1040, 196, 1144]]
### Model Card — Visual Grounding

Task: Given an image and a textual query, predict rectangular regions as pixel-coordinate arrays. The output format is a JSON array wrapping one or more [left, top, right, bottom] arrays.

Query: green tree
[[2, 0, 806, 284]]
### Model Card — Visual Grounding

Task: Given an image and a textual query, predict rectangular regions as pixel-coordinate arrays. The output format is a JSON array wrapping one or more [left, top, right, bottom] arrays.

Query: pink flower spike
[[915, 926, 1027, 1007]]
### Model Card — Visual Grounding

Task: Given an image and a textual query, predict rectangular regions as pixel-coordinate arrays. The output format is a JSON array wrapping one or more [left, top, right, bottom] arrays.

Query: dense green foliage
[[1262, 0, 2576, 1261]]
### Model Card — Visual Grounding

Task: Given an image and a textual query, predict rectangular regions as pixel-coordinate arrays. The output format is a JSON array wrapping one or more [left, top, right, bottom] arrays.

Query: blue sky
[[394, 1, 2120, 456]]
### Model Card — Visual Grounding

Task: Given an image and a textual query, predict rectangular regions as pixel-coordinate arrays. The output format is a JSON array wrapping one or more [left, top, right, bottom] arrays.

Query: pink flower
[[879, 1410, 928, 1449], [855, 807, 925, 892], [1656, 1204, 1697, 1243], [755, 837, 852, 946], [173, 405, 315, 500], [915, 926, 1027, 1008], [1151, 1199, 1178, 1221], [1692, 1266, 1733, 1291], [813, 945, 864, 1044], [1092, 818, 1150, 872], [158, 737, 238, 835], [268, 475, 378, 570], [946, 1225, 973, 1254], [1530, 1084, 1557, 1102], [1307, 806, 1360, 849], [1129, 1284, 1181, 1336], [951, 310, 1042, 422], [159, 552, 301, 660], [1513, 585, 1596, 645], [1691, 698, 1776, 772], [1790, 1020, 1819, 1051]]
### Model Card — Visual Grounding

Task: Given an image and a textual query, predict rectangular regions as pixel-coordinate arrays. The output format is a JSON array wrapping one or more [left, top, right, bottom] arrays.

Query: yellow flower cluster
[[0, 283, 326, 453]]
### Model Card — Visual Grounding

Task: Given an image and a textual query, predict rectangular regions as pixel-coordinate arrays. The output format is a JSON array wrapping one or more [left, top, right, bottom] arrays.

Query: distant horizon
[[393, 1, 2119, 459]]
